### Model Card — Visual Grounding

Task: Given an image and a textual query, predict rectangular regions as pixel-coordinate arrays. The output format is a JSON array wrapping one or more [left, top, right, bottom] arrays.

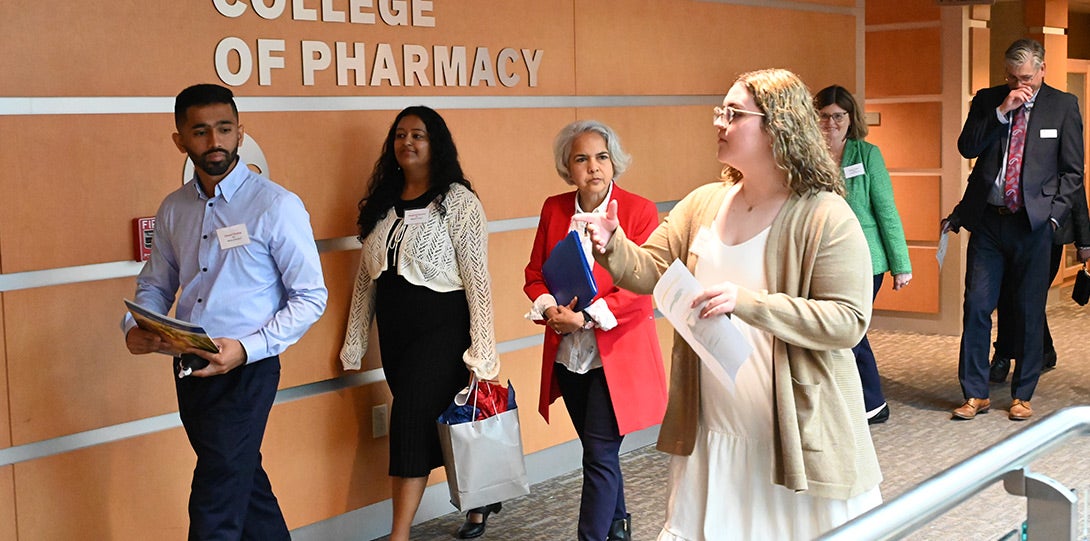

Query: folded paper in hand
[[542, 230, 597, 312]]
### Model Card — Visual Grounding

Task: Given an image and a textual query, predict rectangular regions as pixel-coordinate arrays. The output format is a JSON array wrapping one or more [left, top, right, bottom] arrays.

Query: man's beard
[[195, 148, 238, 177]]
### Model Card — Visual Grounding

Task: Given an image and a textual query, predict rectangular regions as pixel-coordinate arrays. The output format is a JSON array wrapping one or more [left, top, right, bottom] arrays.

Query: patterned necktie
[[1003, 105, 1027, 213]]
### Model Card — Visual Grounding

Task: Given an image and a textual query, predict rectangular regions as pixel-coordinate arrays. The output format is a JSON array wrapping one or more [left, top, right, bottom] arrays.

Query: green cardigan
[[595, 182, 882, 500], [841, 138, 912, 276]]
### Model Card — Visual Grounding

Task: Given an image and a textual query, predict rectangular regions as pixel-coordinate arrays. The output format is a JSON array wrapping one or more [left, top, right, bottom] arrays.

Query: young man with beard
[[122, 83, 327, 539]]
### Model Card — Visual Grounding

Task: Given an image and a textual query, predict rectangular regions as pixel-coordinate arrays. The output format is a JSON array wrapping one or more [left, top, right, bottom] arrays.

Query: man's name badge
[[404, 208, 429, 225], [1040, 129, 1058, 139], [216, 224, 251, 249], [843, 163, 866, 178]]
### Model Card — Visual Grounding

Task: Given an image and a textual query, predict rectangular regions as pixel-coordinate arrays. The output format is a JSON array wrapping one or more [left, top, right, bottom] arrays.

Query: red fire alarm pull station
[[133, 217, 156, 262]]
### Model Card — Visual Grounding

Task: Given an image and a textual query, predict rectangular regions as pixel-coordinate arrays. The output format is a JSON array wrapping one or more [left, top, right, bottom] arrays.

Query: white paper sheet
[[652, 259, 752, 386], [936, 232, 949, 269]]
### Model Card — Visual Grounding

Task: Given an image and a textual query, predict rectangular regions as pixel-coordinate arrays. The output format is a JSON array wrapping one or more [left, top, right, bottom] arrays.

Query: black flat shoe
[[607, 513, 632, 541], [1044, 349, 1057, 369], [989, 357, 1011, 383], [456, 502, 501, 539], [867, 403, 890, 425]]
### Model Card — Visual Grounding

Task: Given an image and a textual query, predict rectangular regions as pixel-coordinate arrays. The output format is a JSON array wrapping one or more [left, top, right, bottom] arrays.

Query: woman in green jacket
[[814, 85, 912, 425]]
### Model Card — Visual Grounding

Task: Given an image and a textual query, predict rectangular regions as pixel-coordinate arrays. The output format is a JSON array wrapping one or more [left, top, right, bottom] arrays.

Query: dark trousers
[[852, 274, 886, 413], [994, 242, 1064, 360], [175, 356, 289, 541], [555, 365, 626, 541], [959, 209, 1052, 401]]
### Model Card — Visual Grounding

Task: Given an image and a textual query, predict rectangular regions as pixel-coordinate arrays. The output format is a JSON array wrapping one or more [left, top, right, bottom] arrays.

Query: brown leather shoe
[[952, 398, 990, 419], [1009, 399, 1033, 421]]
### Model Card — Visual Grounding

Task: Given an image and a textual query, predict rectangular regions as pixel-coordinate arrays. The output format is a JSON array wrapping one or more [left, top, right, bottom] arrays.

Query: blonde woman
[[577, 69, 882, 540]]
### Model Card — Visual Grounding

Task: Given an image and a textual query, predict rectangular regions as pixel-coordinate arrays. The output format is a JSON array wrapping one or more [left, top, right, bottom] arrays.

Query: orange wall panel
[[450, 109, 576, 221], [490, 229, 547, 343], [578, 106, 726, 203], [0, 115, 183, 273], [874, 246, 939, 313], [280, 250, 363, 388], [574, 0, 854, 96], [14, 429, 194, 540], [892, 175, 941, 242], [0, 1, 576, 97], [0, 466, 13, 541], [265, 384, 395, 526], [1071, 14, 1090, 60], [971, 26, 992, 94], [865, 102, 943, 169], [5, 279, 180, 445], [0, 294, 9, 449], [866, 28, 943, 97], [1024, 0, 1068, 29], [865, 2, 940, 25]]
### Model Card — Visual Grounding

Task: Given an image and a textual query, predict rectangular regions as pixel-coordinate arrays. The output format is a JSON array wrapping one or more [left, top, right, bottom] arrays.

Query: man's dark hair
[[174, 84, 238, 129]]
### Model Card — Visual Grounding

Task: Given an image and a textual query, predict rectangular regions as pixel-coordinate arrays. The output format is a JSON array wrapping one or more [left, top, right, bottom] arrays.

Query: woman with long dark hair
[[340, 106, 501, 540]]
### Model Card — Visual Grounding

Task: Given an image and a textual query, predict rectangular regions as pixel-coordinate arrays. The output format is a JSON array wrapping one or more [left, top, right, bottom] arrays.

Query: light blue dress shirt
[[124, 160, 328, 363]]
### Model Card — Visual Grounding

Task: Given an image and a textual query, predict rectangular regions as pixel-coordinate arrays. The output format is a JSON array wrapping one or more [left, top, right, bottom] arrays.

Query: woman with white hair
[[523, 120, 668, 541]]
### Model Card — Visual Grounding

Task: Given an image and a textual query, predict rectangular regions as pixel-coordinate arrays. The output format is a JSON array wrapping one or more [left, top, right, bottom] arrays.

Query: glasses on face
[[1004, 70, 1040, 85], [818, 112, 849, 124], [713, 106, 766, 125]]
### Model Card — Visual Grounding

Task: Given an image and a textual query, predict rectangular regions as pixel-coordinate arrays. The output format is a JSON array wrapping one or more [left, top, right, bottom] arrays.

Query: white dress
[[657, 226, 881, 541]]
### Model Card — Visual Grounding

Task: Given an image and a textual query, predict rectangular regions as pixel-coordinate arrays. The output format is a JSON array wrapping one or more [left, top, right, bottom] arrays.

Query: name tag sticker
[[216, 224, 250, 249], [1040, 129, 1058, 139], [404, 208, 429, 224], [843, 163, 866, 178]]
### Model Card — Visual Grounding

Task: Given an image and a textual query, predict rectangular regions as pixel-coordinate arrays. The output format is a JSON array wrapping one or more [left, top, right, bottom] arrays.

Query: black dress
[[375, 193, 471, 477]]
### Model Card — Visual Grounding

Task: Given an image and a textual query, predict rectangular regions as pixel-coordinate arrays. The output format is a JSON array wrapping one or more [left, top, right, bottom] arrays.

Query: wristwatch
[[580, 310, 595, 330]]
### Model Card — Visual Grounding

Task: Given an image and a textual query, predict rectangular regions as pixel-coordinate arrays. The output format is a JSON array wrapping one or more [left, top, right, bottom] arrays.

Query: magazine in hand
[[124, 299, 218, 354], [542, 230, 598, 312]]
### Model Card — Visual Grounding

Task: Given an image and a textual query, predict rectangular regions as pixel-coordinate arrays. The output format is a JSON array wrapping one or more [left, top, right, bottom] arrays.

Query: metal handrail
[[819, 405, 1090, 540]]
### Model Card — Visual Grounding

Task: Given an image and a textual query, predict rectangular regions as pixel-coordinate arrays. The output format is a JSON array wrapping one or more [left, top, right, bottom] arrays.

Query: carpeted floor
[[380, 291, 1090, 540]]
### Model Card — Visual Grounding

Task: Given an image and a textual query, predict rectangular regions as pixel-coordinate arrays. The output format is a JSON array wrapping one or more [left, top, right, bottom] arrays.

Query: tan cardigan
[[596, 181, 882, 500]]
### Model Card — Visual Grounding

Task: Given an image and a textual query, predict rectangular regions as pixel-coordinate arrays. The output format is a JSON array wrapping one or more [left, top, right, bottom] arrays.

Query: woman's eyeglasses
[[713, 106, 766, 125], [818, 112, 849, 124]]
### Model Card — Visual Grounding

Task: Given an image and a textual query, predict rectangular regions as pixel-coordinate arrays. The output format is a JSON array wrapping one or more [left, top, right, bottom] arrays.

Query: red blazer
[[523, 184, 668, 435]]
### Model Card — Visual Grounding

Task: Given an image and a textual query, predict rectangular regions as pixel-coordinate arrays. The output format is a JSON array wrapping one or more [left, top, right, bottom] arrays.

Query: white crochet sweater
[[339, 183, 500, 379]]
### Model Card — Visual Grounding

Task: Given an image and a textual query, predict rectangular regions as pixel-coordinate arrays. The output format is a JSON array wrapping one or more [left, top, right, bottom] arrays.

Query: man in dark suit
[[944, 38, 1084, 421]]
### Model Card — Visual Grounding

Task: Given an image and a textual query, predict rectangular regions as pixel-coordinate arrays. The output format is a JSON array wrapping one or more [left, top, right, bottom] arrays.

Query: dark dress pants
[[994, 241, 1063, 361], [852, 274, 886, 413], [959, 209, 1052, 401], [175, 356, 289, 541], [555, 365, 626, 541]]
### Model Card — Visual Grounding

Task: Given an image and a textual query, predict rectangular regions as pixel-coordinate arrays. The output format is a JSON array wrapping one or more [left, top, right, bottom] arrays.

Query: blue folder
[[542, 230, 598, 312]]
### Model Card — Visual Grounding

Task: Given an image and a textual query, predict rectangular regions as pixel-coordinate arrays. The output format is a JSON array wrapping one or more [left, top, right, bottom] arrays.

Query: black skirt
[[375, 268, 471, 477]]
